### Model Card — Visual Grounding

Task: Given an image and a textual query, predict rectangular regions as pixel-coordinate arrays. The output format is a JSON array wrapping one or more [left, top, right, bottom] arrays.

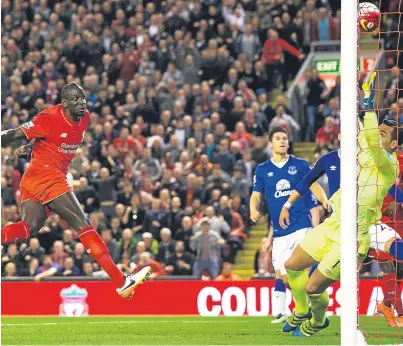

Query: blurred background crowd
[[1, 0, 401, 280]]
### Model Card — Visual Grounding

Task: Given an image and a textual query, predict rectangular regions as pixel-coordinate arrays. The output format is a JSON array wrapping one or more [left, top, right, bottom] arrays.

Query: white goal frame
[[340, 0, 361, 345]]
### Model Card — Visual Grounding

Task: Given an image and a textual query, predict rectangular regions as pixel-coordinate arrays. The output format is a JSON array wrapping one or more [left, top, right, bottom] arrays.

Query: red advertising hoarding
[[1, 280, 386, 316]]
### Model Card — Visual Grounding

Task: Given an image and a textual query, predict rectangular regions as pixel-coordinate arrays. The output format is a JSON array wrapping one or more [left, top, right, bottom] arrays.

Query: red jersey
[[381, 153, 403, 235], [20, 105, 90, 175]]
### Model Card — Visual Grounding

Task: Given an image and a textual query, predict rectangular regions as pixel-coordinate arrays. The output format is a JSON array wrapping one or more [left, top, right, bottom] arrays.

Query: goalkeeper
[[280, 72, 400, 337]]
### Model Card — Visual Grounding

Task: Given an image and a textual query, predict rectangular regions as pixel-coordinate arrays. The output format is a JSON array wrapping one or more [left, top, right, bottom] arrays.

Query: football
[[359, 2, 381, 32]]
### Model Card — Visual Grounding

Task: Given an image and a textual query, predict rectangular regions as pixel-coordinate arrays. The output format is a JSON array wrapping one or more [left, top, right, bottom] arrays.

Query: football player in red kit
[[371, 153, 403, 326], [1, 82, 150, 299]]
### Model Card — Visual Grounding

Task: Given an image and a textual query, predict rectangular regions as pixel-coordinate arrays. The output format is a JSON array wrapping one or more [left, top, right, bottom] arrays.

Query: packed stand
[[1, 0, 343, 280]]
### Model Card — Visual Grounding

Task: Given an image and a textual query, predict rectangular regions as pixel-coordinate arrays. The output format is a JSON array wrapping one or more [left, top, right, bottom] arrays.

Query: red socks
[[1, 221, 31, 244], [395, 282, 403, 316], [78, 226, 125, 288], [383, 273, 403, 315]]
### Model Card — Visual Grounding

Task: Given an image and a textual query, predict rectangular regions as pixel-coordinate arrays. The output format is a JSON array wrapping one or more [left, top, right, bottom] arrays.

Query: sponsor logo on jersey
[[288, 166, 297, 175], [23, 121, 34, 129], [267, 172, 274, 177], [60, 133, 67, 138], [274, 179, 291, 198], [58, 143, 81, 155], [330, 165, 337, 171]]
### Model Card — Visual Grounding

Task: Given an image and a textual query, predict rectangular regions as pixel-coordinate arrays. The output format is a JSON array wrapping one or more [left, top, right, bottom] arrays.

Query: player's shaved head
[[61, 82, 84, 100], [61, 82, 87, 119]]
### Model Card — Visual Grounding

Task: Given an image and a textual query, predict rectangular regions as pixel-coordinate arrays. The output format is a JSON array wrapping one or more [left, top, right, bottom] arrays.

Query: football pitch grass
[[1, 316, 402, 345]]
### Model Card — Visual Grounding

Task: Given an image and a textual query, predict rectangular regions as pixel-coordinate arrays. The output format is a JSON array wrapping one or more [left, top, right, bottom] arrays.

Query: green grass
[[0, 315, 402, 345]]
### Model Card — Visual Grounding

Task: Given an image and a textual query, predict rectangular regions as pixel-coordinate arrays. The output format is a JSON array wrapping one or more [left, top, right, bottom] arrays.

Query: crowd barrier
[[2, 279, 387, 316]]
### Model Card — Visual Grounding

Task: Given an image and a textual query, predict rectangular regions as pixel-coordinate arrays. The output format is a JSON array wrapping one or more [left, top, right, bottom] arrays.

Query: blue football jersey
[[253, 155, 317, 238]]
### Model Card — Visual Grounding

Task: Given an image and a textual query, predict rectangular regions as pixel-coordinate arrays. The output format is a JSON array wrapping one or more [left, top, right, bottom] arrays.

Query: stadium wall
[[1, 280, 389, 317]]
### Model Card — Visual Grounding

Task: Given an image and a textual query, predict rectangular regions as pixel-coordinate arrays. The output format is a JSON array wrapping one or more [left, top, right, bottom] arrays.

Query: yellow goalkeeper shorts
[[299, 213, 341, 281]]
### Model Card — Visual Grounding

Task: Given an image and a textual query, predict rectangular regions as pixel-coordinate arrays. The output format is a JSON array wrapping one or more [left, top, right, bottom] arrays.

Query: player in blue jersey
[[250, 127, 329, 324]]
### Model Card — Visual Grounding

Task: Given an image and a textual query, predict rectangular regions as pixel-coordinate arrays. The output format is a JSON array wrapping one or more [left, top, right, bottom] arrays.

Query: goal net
[[349, 1, 403, 345]]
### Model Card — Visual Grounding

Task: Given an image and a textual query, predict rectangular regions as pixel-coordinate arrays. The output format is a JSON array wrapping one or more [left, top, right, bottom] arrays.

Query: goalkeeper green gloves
[[362, 71, 377, 110]]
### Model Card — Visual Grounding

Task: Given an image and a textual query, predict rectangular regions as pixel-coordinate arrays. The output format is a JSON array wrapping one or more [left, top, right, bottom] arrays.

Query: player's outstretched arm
[[1, 128, 27, 146], [362, 72, 394, 170]]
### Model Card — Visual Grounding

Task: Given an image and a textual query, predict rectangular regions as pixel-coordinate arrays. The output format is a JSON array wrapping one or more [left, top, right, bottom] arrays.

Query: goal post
[[340, 0, 360, 345]]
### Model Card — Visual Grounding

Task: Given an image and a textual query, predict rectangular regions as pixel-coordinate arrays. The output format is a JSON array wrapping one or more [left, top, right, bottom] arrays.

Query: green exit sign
[[315, 59, 340, 73]]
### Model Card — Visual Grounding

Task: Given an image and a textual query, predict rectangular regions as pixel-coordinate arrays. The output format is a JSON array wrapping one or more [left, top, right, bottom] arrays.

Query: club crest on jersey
[[275, 179, 291, 198], [23, 121, 34, 129], [288, 166, 297, 175]]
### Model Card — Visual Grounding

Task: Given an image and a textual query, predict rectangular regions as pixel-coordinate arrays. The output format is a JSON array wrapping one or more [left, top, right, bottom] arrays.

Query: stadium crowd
[[0, 0, 400, 280]]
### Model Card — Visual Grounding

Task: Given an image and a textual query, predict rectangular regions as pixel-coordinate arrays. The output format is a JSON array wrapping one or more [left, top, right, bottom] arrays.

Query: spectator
[[21, 238, 45, 269], [143, 198, 168, 240], [165, 241, 194, 276], [140, 231, 157, 255], [235, 23, 262, 62], [101, 229, 119, 263], [262, 29, 303, 92], [73, 242, 91, 274], [196, 206, 230, 236], [190, 220, 225, 279], [34, 255, 61, 281], [3, 262, 17, 278], [117, 253, 136, 275], [157, 228, 176, 266], [311, 7, 339, 42], [305, 69, 327, 141], [136, 252, 166, 279], [315, 116, 339, 150], [167, 197, 184, 236], [2, 243, 21, 274], [215, 262, 242, 281], [121, 194, 145, 238], [174, 216, 195, 254], [50, 240, 68, 267], [117, 228, 137, 259], [133, 147, 162, 182], [62, 229, 77, 256], [231, 165, 250, 201], [61, 257, 80, 276], [269, 105, 300, 151], [213, 138, 236, 175], [75, 177, 100, 214], [179, 174, 206, 208]]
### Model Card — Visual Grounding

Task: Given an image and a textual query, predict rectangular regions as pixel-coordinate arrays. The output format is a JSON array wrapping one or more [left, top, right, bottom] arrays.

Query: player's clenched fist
[[250, 209, 261, 223]]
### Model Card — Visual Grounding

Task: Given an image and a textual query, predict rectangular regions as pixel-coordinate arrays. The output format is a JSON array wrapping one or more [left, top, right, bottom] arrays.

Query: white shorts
[[370, 223, 401, 253], [272, 227, 311, 276]]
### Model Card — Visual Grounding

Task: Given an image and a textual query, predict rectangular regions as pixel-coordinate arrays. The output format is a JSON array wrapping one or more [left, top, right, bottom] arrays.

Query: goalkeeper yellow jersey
[[357, 110, 399, 220]]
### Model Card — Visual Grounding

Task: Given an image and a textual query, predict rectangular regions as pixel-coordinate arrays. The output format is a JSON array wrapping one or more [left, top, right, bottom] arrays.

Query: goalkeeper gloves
[[357, 231, 370, 263], [362, 71, 377, 110]]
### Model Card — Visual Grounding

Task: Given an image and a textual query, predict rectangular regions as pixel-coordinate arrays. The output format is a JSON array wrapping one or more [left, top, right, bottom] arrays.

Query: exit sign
[[315, 59, 340, 73]]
